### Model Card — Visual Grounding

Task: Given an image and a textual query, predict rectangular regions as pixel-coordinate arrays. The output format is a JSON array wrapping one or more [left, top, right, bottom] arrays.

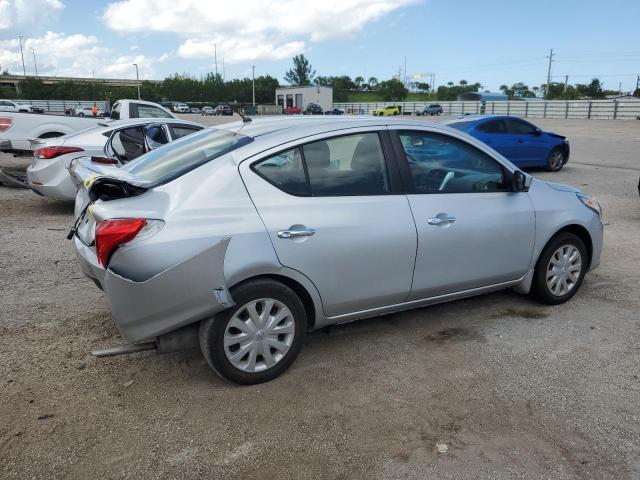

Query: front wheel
[[546, 147, 565, 172], [531, 232, 587, 305], [199, 279, 307, 384], [77, 112, 84, 117]]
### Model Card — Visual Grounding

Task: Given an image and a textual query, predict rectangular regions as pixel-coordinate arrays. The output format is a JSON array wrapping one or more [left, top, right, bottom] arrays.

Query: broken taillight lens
[[95, 218, 147, 267], [91, 156, 118, 165], [34, 146, 84, 159], [0, 117, 12, 133]]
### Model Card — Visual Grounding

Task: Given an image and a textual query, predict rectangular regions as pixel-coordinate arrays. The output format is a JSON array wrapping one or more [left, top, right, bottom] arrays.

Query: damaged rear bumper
[[74, 236, 234, 343]]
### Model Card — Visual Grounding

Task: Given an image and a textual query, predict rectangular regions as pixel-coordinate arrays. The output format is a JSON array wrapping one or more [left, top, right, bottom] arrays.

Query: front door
[[240, 130, 417, 317], [391, 128, 536, 300]]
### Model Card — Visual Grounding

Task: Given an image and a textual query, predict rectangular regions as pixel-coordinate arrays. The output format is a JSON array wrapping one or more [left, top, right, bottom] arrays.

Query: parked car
[[190, 107, 201, 114], [444, 115, 570, 171], [372, 105, 401, 116], [75, 106, 107, 118], [324, 108, 344, 115], [305, 103, 323, 115], [69, 117, 602, 385], [27, 118, 203, 200], [417, 104, 443, 116], [284, 106, 302, 115], [215, 104, 233, 116], [0, 100, 176, 158], [0, 99, 33, 113], [201, 106, 215, 116]]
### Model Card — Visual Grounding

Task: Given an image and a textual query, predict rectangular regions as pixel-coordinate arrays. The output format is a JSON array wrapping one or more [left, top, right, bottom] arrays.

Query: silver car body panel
[[71, 117, 603, 343]]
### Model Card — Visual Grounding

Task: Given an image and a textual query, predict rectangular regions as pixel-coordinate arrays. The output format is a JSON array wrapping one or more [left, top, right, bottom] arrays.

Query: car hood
[[546, 131, 566, 140], [544, 180, 581, 194]]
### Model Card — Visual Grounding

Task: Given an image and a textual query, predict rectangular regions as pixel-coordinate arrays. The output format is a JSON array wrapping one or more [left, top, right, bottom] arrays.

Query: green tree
[[378, 78, 408, 101], [415, 82, 430, 92], [459, 80, 468, 86], [354, 76, 364, 91], [284, 54, 315, 86], [368, 77, 378, 90]]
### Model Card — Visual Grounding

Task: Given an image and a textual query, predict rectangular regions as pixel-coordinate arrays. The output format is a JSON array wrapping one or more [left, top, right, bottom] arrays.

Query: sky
[[0, 0, 639, 92]]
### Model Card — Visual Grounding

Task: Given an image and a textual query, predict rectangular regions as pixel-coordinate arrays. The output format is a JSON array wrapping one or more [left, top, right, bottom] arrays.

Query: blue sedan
[[444, 115, 570, 171]]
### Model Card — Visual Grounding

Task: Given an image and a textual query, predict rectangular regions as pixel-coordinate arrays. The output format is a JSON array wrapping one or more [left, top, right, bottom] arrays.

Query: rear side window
[[170, 124, 203, 139], [253, 148, 308, 196], [137, 104, 173, 118], [253, 132, 390, 197]]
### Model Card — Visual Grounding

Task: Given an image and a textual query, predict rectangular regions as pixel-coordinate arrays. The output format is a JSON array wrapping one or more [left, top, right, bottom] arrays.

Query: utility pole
[[18, 35, 26, 77], [214, 43, 218, 76], [133, 63, 140, 100], [252, 65, 256, 106], [544, 48, 554, 99], [403, 56, 407, 87], [31, 47, 38, 77], [563, 74, 568, 93], [222, 57, 225, 81]]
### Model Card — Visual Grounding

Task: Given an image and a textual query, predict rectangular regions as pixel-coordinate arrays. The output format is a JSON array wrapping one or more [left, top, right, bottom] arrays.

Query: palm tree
[[499, 84, 509, 94], [447, 81, 454, 87], [459, 79, 468, 86], [354, 76, 365, 91], [368, 77, 379, 91]]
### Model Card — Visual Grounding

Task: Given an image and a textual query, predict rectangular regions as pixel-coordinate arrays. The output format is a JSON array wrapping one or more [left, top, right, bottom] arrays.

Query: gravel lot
[[1, 115, 639, 479]]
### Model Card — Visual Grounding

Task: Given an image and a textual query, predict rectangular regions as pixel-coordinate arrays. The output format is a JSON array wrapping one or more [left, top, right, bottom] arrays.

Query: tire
[[546, 147, 565, 172], [199, 279, 307, 385], [531, 232, 588, 305], [77, 112, 84, 117]]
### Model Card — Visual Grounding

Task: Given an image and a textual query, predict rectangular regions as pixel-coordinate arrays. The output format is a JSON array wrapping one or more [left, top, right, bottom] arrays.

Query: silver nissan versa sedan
[[69, 117, 603, 384]]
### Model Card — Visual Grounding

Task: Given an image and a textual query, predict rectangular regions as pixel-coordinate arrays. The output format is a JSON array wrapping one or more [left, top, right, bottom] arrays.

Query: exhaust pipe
[[91, 324, 200, 358], [92, 342, 156, 357]]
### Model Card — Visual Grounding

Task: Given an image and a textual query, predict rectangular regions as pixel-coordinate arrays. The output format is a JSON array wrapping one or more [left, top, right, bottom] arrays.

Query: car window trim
[[388, 129, 516, 194], [249, 128, 404, 197], [168, 123, 203, 140]]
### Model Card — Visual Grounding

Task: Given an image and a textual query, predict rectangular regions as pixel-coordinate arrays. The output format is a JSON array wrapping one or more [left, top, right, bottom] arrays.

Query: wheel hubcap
[[551, 151, 563, 169], [546, 244, 582, 296], [224, 298, 295, 373]]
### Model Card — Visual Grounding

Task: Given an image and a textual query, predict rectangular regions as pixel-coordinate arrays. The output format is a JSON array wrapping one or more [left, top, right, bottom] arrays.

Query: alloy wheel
[[550, 150, 564, 171], [223, 298, 295, 373], [546, 244, 582, 296]]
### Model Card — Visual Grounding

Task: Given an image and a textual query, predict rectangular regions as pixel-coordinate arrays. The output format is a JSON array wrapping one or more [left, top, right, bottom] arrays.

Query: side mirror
[[534, 127, 543, 136], [514, 170, 532, 192]]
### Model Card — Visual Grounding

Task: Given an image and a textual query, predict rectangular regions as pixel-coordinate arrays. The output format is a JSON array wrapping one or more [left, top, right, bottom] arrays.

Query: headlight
[[576, 192, 602, 218]]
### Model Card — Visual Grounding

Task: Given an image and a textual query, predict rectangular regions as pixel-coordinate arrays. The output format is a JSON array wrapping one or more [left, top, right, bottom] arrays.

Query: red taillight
[[95, 218, 146, 267], [34, 146, 84, 159], [0, 117, 12, 133], [91, 156, 118, 165]]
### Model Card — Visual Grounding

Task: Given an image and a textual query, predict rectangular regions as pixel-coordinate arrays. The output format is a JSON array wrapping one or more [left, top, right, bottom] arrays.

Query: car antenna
[[236, 108, 252, 123]]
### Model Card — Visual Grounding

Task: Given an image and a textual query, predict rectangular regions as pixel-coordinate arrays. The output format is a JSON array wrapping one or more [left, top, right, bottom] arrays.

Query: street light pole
[[252, 65, 256, 106], [214, 43, 218, 76], [18, 35, 26, 76], [31, 47, 38, 77], [133, 63, 140, 100]]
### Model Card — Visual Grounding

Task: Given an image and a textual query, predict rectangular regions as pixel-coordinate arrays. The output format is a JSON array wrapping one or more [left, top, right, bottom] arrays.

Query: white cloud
[[102, 0, 418, 63], [0, 32, 156, 79], [0, 0, 64, 31]]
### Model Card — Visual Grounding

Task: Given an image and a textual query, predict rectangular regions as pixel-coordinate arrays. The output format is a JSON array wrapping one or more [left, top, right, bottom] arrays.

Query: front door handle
[[428, 216, 456, 226], [277, 227, 316, 239]]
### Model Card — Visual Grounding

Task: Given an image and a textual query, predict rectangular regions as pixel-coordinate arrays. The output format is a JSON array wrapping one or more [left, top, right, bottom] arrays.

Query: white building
[[275, 86, 333, 112]]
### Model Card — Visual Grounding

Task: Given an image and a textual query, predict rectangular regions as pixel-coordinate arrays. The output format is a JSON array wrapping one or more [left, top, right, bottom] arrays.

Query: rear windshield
[[121, 128, 253, 186]]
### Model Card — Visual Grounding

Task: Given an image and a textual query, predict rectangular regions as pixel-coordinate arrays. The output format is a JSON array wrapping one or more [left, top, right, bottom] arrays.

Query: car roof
[[97, 117, 203, 128]]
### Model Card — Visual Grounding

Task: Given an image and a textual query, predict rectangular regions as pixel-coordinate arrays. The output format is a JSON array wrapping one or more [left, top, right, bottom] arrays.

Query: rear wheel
[[531, 232, 587, 305], [199, 279, 307, 384], [546, 147, 565, 172]]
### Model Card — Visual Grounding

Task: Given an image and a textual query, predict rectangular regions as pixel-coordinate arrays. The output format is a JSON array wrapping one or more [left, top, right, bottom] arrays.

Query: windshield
[[121, 128, 253, 186]]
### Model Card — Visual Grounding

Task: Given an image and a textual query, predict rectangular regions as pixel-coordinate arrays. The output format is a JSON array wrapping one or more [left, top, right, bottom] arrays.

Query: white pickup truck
[[0, 99, 176, 155], [0, 99, 35, 113]]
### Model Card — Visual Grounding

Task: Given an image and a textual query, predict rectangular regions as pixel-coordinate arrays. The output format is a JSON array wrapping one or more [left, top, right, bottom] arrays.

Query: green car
[[372, 105, 401, 116]]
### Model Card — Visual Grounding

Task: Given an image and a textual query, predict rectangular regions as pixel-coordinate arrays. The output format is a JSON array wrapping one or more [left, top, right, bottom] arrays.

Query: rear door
[[390, 127, 535, 299], [240, 129, 417, 317]]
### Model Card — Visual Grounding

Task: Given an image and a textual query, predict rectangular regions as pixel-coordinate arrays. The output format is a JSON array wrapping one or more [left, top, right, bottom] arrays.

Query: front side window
[[253, 132, 390, 197], [138, 104, 173, 118], [398, 131, 509, 194], [505, 119, 536, 135]]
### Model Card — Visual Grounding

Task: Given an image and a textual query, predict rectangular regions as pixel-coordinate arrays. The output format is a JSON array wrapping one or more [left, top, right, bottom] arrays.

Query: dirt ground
[[1, 115, 639, 479]]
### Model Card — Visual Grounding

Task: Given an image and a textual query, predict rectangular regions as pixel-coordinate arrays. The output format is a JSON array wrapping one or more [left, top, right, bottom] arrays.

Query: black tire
[[77, 112, 84, 117], [531, 232, 588, 305], [199, 279, 307, 385], [546, 147, 565, 172]]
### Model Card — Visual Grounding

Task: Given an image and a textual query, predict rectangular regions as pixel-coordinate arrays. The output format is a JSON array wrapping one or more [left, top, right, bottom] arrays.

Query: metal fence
[[14, 99, 109, 113], [333, 100, 640, 120]]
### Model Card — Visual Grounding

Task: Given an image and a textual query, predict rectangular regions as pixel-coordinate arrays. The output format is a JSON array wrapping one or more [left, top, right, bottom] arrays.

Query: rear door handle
[[428, 216, 456, 226], [277, 227, 316, 239]]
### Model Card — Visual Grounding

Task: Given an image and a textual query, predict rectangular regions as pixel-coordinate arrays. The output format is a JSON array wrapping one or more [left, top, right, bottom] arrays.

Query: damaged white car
[[69, 117, 603, 384]]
